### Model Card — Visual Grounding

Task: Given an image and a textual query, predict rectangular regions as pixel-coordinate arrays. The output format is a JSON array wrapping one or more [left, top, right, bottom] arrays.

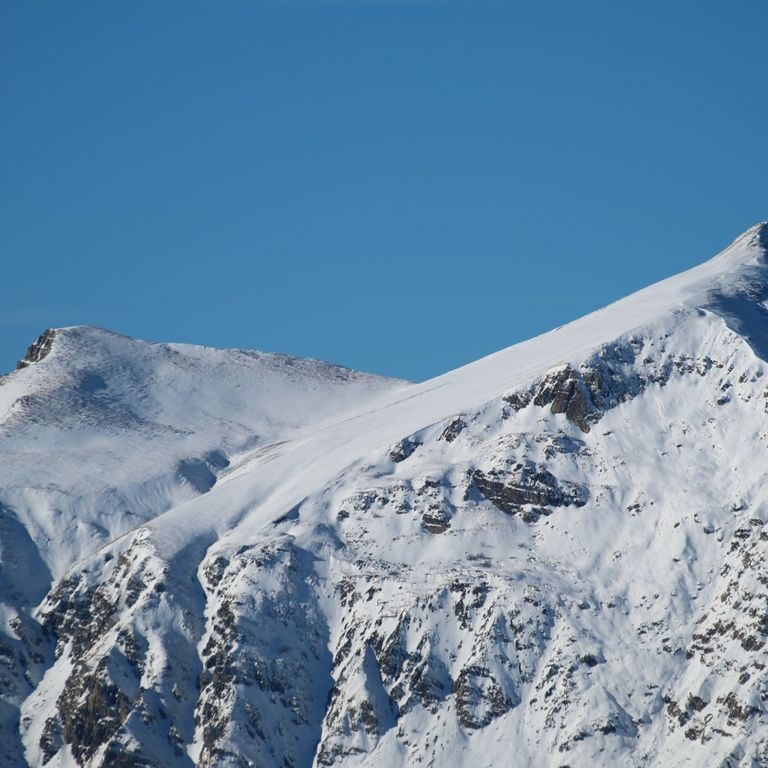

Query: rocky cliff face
[[2, 225, 768, 767]]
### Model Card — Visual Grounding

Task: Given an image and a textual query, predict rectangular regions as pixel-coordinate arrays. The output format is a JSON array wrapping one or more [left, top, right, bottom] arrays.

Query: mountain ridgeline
[[1, 224, 768, 767]]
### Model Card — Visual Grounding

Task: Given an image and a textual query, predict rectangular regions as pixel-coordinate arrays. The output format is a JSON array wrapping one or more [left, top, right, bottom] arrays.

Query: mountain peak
[[15, 328, 57, 370], [710, 220, 768, 267], [751, 219, 768, 250]]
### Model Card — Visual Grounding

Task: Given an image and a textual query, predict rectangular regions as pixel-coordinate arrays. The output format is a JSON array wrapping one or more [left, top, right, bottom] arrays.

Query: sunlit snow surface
[[2, 224, 768, 767]]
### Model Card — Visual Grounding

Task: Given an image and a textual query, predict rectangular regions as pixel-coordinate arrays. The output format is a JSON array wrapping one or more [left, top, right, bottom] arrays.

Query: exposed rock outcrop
[[16, 329, 56, 370]]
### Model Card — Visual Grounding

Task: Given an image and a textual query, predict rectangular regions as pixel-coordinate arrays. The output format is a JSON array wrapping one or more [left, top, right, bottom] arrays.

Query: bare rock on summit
[[16, 328, 56, 369]]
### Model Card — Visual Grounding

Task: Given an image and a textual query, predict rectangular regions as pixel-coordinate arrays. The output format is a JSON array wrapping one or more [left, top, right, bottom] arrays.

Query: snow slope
[[0, 327, 405, 577], [2, 223, 768, 767]]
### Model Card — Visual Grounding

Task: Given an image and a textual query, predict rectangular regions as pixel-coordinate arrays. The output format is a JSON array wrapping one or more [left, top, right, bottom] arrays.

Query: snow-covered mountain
[[2, 223, 768, 767]]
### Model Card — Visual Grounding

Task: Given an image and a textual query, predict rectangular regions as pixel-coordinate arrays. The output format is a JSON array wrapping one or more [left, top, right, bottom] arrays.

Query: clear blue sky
[[2, 1, 767, 381]]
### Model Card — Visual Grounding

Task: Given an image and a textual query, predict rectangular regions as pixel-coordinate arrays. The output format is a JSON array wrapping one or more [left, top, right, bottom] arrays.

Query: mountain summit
[[1, 224, 768, 767]]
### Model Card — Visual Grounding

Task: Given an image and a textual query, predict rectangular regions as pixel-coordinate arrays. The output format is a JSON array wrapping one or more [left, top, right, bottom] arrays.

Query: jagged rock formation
[[2, 224, 768, 766], [16, 329, 56, 370]]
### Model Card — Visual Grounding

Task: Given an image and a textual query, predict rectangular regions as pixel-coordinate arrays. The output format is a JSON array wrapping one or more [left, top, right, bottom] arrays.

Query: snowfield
[[2, 223, 768, 767]]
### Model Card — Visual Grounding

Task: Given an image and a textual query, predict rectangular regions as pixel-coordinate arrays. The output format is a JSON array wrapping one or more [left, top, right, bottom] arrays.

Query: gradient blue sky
[[2, 1, 767, 381]]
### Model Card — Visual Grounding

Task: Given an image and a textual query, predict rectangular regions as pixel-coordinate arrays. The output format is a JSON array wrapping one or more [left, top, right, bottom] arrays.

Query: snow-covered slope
[[2, 223, 768, 767], [0, 327, 405, 578]]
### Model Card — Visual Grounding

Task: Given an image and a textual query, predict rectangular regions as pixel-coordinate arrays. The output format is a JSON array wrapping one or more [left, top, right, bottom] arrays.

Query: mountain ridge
[[9, 221, 768, 384], [2, 223, 768, 767]]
